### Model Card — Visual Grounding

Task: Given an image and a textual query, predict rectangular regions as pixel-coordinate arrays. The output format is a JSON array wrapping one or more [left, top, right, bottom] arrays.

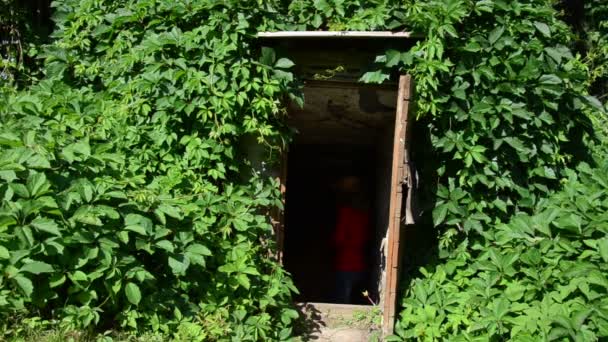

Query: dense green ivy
[[392, 154, 608, 341], [0, 0, 606, 340], [361, 1, 607, 340], [370, 0, 600, 242], [1, 1, 300, 340], [369, 1, 606, 340]]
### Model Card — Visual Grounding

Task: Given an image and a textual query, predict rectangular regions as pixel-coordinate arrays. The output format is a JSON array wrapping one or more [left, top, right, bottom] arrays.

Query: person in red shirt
[[331, 175, 371, 304]]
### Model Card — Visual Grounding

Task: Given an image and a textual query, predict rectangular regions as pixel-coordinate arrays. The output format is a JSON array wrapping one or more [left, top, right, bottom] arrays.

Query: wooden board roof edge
[[302, 79, 398, 89], [257, 31, 419, 39]]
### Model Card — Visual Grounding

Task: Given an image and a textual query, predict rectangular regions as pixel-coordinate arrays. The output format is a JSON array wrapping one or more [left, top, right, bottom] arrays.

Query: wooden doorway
[[274, 75, 413, 336]]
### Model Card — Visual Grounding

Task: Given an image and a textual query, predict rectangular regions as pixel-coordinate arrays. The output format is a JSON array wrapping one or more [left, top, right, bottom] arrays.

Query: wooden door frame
[[271, 75, 414, 337], [382, 74, 413, 335]]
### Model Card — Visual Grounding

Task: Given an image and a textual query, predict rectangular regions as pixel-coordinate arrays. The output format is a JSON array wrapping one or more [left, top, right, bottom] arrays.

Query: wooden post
[[382, 75, 413, 336]]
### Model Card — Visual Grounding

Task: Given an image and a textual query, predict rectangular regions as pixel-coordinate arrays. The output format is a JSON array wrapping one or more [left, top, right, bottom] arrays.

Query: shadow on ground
[[294, 303, 326, 340]]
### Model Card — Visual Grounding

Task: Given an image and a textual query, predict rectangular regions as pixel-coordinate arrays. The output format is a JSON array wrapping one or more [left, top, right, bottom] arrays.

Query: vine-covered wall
[[1, 1, 300, 340], [0, 0, 606, 340]]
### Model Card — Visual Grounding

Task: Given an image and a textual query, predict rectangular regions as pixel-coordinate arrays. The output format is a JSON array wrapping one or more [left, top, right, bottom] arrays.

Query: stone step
[[295, 303, 382, 341]]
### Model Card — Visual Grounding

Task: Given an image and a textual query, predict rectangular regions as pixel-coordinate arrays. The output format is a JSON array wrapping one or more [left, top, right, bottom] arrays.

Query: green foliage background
[[1, 1, 300, 340], [375, 1, 608, 340], [0, 0, 607, 341]]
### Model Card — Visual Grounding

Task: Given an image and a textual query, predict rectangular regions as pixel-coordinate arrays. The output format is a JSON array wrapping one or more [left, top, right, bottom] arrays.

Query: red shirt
[[333, 205, 370, 272]]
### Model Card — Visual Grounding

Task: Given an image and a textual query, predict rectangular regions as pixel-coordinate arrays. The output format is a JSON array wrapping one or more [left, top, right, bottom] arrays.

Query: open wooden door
[[382, 74, 414, 336], [271, 75, 414, 336]]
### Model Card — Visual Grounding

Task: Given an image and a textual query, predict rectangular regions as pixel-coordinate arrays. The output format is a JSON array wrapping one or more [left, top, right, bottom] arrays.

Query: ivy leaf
[[539, 74, 562, 85], [168, 255, 189, 276], [491, 297, 510, 320], [77, 180, 94, 203], [493, 199, 508, 213], [275, 58, 295, 69], [186, 243, 212, 256], [554, 214, 582, 233], [488, 25, 504, 45], [157, 204, 182, 220], [30, 217, 61, 236], [14, 276, 34, 297], [598, 239, 608, 263], [582, 95, 605, 112], [505, 282, 525, 301], [26, 154, 51, 169], [0, 132, 22, 147], [125, 282, 141, 305], [69, 271, 88, 283], [281, 308, 299, 325], [279, 328, 293, 340], [313, 0, 332, 14], [504, 137, 526, 151], [124, 214, 152, 235], [20, 261, 54, 274], [49, 274, 66, 288], [432, 203, 449, 226], [544, 47, 563, 64], [0, 246, 9, 259], [26, 172, 50, 198], [260, 47, 276, 66], [360, 70, 390, 84], [61, 140, 91, 163], [155, 240, 175, 253], [311, 14, 323, 28], [274, 69, 294, 82], [463, 41, 482, 52], [185, 243, 212, 266], [385, 49, 401, 67], [236, 274, 250, 289], [11, 184, 30, 198], [534, 21, 551, 37]]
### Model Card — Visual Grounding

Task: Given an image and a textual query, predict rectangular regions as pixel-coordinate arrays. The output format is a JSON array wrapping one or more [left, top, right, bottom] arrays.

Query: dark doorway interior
[[283, 83, 397, 305], [284, 144, 376, 304]]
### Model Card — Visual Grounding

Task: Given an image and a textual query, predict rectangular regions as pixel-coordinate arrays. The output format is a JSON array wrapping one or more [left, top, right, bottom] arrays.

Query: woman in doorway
[[331, 175, 371, 304]]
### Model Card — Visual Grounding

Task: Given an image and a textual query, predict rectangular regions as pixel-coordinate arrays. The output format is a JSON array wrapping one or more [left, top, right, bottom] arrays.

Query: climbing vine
[[360, 1, 608, 340], [0, 0, 606, 340], [0, 1, 299, 340]]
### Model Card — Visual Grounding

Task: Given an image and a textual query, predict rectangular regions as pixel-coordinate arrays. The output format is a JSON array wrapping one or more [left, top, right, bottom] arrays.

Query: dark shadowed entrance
[[258, 30, 417, 336]]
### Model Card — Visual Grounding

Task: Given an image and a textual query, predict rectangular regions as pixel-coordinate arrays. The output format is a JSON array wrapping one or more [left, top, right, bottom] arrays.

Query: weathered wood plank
[[257, 31, 415, 39], [382, 74, 413, 336]]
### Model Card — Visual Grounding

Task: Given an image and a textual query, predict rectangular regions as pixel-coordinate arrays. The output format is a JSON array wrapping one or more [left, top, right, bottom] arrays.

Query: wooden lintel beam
[[257, 31, 417, 39]]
